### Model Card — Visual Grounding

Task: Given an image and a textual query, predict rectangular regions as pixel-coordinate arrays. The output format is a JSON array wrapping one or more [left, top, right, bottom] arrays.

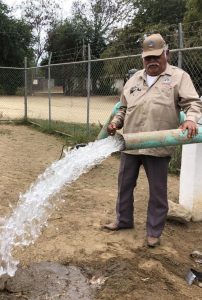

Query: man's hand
[[179, 120, 198, 138], [107, 123, 117, 136]]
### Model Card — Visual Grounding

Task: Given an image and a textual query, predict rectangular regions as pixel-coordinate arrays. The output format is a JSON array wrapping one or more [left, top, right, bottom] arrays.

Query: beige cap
[[142, 34, 166, 58]]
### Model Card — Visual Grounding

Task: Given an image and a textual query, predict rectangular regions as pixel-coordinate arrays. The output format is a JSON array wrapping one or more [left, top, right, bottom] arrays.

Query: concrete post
[[179, 143, 202, 221]]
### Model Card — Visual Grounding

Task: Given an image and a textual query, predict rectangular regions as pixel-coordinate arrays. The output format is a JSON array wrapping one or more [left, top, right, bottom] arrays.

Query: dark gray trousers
[[116, 152, 170, 237]]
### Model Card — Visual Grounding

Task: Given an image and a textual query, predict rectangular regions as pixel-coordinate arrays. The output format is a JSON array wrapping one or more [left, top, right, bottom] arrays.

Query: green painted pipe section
[[122, 127, 202, 150], [97, 102, 121, 140], [179, 111, 186, 123], [97, 101, 186, 140]]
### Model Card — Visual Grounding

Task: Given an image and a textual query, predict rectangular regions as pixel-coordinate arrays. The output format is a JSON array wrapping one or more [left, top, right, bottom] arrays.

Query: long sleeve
[[178, 72, 202, 123]]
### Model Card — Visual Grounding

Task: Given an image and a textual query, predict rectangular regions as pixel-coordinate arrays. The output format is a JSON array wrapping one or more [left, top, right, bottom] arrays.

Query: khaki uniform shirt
[[112, 63, 202, 157]]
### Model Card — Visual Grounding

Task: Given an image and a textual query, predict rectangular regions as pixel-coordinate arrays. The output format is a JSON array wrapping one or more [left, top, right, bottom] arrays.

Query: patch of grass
[[26, 118, 101, 146], [169, 146, 182, 174]]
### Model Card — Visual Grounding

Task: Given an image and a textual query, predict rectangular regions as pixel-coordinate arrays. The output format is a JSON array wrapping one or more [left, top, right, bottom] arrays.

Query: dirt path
[[0, 125, 201, 299]]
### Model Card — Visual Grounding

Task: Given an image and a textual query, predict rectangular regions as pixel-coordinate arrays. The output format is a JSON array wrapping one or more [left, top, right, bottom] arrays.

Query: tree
[[183, 0, 202, 47], [46, 21, 84, 63], [98, 0, 187, 97], [184, 0, 202, 22], [67, 0, 133, 95], [183, 0, 202, 94], [45, 0, 134, 60], [0, 1, 33, 66], [44, 21, 86, 95], [44, 0, 133, 95], [130, 0, 186, 26], [100, 0, 187, 71], [102, 0, 187, 57], [20, 0, 62, 64], [71, 0, 134, 58], [0, 1, 34, 94]]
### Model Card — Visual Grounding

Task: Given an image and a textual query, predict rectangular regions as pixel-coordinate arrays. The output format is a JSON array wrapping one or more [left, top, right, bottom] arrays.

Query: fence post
[[24, 57, 28, 120], [48, 52, 52, 129], [87, 44, 91, 135], [178, 23, 184, 68]]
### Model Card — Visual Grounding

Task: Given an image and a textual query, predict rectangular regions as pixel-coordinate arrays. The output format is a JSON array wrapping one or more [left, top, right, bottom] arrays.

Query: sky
[[2, 0, 86, 18]]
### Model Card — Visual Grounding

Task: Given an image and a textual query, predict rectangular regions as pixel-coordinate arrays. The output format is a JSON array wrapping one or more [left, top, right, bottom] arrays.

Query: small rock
[[190, 250, 202, 264], [89, 275, 108, 286]]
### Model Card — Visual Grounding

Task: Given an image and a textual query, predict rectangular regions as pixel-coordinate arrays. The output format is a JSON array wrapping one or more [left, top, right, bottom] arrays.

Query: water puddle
[[0, 262, 95, 300], [0, 136, 123, 277]]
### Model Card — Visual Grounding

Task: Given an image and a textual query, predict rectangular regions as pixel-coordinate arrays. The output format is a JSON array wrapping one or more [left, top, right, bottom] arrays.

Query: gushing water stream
[[0, 136, 123, 277]]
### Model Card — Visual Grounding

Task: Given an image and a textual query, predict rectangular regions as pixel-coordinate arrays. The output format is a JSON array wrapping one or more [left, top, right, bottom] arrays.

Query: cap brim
[[142, 48, 164, 58]]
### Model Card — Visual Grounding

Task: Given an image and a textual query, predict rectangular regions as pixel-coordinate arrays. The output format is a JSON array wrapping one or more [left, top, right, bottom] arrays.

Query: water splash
[[0, 136, 123, 277]]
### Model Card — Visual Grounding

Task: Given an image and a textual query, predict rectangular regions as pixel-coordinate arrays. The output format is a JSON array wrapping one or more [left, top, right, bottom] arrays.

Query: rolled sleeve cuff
[[111, 117, 123, 129]]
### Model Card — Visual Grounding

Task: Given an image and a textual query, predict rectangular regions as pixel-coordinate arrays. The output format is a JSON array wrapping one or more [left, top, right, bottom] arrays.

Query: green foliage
[[102, 0, 187, 59], [0, 69, 24, 95], [29, 119, 101, 145], [46, 0, 133, 61], [183, 0, 202, 49], [100, 0, 189, 85], [131, 0, 186, 27], [95, 76, 117, 95], [0, 2, 34, 67], [180, 49, 202, 95], [15, 87, 25, 96], [169, 146, 182, 174], [0, 1, 34, 94], [45, 21, 84, 63], [184, 0, 202, 22], [0, 84, 5, 95], [45, 0, 134, 95]]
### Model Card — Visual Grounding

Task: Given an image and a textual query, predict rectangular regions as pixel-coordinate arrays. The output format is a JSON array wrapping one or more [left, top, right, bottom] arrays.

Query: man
[[103, 33, 202, 247]]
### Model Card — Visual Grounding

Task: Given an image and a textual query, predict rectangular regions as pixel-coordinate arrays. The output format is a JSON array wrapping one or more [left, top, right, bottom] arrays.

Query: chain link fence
[[0, 67, 25, 121], [0, 47, 201, 136]]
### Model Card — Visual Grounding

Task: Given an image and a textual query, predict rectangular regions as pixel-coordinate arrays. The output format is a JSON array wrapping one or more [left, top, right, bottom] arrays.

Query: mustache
[[147, 63, 160, 68]]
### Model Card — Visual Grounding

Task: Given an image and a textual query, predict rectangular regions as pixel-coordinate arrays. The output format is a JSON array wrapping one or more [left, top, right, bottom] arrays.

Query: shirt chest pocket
[[152, 85, 174, 105], [148, 85, 178, 127], [124, 88, 145, 109]]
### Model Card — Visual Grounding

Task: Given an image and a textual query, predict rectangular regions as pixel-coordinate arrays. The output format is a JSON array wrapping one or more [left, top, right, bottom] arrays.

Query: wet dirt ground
[[0, 124, 202, 300]]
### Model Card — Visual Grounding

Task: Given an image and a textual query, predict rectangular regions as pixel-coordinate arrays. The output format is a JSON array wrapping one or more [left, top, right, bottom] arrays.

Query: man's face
[[143, 51, 168, 76]]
